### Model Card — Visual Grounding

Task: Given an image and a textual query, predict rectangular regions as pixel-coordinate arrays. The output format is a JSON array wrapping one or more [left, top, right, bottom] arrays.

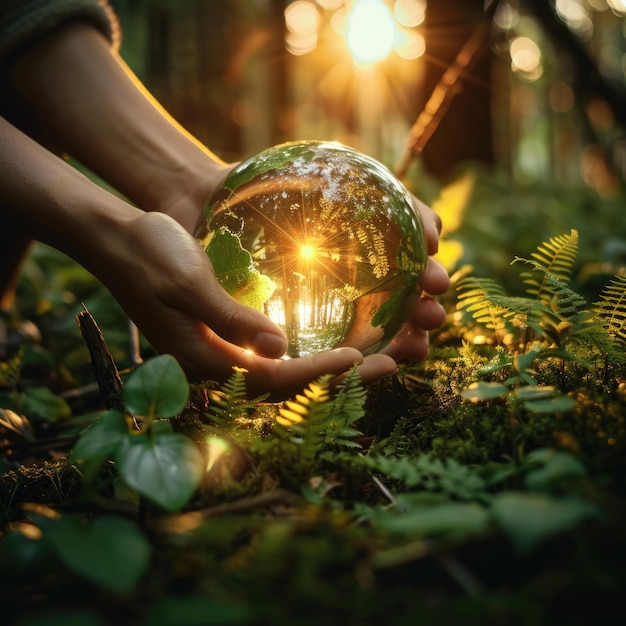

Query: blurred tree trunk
[[417, 0, 496, 177], [143, 1, 243, 158]]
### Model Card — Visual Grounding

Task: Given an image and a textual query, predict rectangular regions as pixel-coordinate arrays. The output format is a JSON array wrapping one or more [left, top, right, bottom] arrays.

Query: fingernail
[[253, 332, 287, 358]]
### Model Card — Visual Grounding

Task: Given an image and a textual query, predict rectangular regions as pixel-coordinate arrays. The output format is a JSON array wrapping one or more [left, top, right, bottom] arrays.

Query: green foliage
[[275, 367, 366, 463], [0, 506, 150, 595], [1, 230, 625, 626], [71, 354, 203, 512], [595, 274, 626, 346], [456, 231, 625, 418]]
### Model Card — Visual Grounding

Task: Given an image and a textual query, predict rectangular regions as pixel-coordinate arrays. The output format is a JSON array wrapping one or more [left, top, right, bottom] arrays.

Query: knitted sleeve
[[0, 0, 120, 63]]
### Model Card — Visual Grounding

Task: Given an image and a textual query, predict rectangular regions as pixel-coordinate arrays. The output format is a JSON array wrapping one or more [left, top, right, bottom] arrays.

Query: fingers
[[421, 257, 451, 297], [380, 325, 430, 363], [192, 287, 288, 358], [330, 353, 397, 389], [413, 196, 442, 256]]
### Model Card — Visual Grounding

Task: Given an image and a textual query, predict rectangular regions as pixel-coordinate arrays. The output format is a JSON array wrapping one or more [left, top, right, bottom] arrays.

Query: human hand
[[151, 184, 448, 394], [100, 211, 370, 400]]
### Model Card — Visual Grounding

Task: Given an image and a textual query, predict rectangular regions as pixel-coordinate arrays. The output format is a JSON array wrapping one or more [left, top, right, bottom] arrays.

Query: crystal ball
[[198, 140, 427, 357]]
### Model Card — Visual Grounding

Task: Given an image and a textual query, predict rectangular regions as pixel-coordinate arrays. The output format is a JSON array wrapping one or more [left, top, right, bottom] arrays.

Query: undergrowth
[[0, 231, 625, 626]]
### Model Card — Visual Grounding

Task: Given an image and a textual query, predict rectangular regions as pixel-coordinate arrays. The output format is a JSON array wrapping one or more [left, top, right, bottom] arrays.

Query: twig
[[371, 474, 396, 506], [438, 552, 484, 595], [75, 305, 124, 411], [154, 489, 299, 533], [395, 0, 502, 179]]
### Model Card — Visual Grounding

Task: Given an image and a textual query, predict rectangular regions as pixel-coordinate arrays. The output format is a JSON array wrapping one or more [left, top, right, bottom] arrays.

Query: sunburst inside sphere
[[198, 140, 428, 358]]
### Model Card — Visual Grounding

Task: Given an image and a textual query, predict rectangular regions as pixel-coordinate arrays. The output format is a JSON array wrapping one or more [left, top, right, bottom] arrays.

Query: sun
[[300, 243, 316, 260]]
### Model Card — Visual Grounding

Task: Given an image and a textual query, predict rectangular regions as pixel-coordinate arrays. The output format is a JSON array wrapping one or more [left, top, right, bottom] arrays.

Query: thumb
[[191, 277, 288, 358]]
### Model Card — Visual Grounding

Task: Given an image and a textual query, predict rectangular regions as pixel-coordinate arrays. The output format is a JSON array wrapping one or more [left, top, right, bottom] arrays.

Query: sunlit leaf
[[513, 386, 576, 413], [461, 381, 508, 402], [522, 395, 576, 413], [116, 433, 204, 511], [123, 355, 189, 419], [513, 345, 542, 374], [48, 515, 150, 594], [0, 408, 34, 441]]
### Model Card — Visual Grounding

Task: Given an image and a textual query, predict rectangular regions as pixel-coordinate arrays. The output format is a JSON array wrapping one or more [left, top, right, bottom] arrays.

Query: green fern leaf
[[457, 277, 509, 331], [595, 274, 626, 346], [0, 345, 23, 388], [515, 258, 587, 320], [206, 367, 256, 426], [523, 230, 578, 301]]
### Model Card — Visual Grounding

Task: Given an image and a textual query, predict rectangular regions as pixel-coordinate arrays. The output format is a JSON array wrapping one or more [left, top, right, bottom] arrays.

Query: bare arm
[[0, 20, 449, 398], [1, 21, 222, 233]]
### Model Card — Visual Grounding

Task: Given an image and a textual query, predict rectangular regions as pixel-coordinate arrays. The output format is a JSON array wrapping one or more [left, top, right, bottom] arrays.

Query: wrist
[[136, 155, 233, 234]]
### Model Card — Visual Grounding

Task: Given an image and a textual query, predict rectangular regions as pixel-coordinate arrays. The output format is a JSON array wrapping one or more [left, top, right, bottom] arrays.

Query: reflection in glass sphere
[[198, 141, 427, 358]]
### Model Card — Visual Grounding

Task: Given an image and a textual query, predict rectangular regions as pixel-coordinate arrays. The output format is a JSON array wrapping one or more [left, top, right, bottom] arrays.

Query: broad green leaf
[[514, 385, 576, 412], [116, 433, 204, 511], [524, 451, 588, 492], [71, 409, 128, 461], [514, 385, 558, 402], [522, 395, 576, 413], [491, 492, 601, 553], [48, 515, 150, 594], [21, 386, 71, 422], [513, 345, 542, 374], [123, 355, 189, 419], [373, 502, 489, 538], [461, 381, 508, 402]]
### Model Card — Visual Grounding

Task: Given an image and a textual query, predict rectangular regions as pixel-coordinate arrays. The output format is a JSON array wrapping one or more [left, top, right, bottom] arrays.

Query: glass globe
[[198, 140, 427, 358]]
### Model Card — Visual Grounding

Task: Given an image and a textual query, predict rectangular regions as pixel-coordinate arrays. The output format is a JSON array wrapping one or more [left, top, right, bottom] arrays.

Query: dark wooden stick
[[75, 305, 124, 411]]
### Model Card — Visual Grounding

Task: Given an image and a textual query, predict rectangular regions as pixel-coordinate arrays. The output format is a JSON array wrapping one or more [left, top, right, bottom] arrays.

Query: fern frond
[[531, 229, 578, 280], [206, 367, 254, 426], [328, 366, 366, 427], [595, 275, 626, 346], [323, 366, 366, 450], [0, 345, 24, 388], [521, 230, 578, 301], [456, 277, 510, 331], [276, 375, 333, 460], [514, 257, 587, 319]]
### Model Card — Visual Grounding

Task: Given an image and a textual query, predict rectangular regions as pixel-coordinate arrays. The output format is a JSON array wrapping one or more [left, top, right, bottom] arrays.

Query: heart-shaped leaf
[[461, 381, 508, 402], [71, 410, 128, 461], [48, 515, 150, 594], [116, 433, 204, 511], [123, 355, 189, 419]]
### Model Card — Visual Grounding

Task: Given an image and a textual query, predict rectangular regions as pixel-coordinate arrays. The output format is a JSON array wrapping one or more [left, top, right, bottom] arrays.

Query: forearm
[[0, 115, 135, 274], [1, 22, 226, 227]]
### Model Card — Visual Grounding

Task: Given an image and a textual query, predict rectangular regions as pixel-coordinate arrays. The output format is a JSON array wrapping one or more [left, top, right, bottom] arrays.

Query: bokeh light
[[394, 0, 426, 28], [285, 1, 320, 55], [510, 36, 544, 81]]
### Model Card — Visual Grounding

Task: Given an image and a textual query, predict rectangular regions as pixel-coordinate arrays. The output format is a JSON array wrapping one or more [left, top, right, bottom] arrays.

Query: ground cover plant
[[1, 209, 625, 625]]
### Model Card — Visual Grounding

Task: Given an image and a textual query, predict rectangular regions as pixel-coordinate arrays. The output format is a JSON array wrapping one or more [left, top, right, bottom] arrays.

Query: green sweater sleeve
[[0, 0, 120, 63]]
